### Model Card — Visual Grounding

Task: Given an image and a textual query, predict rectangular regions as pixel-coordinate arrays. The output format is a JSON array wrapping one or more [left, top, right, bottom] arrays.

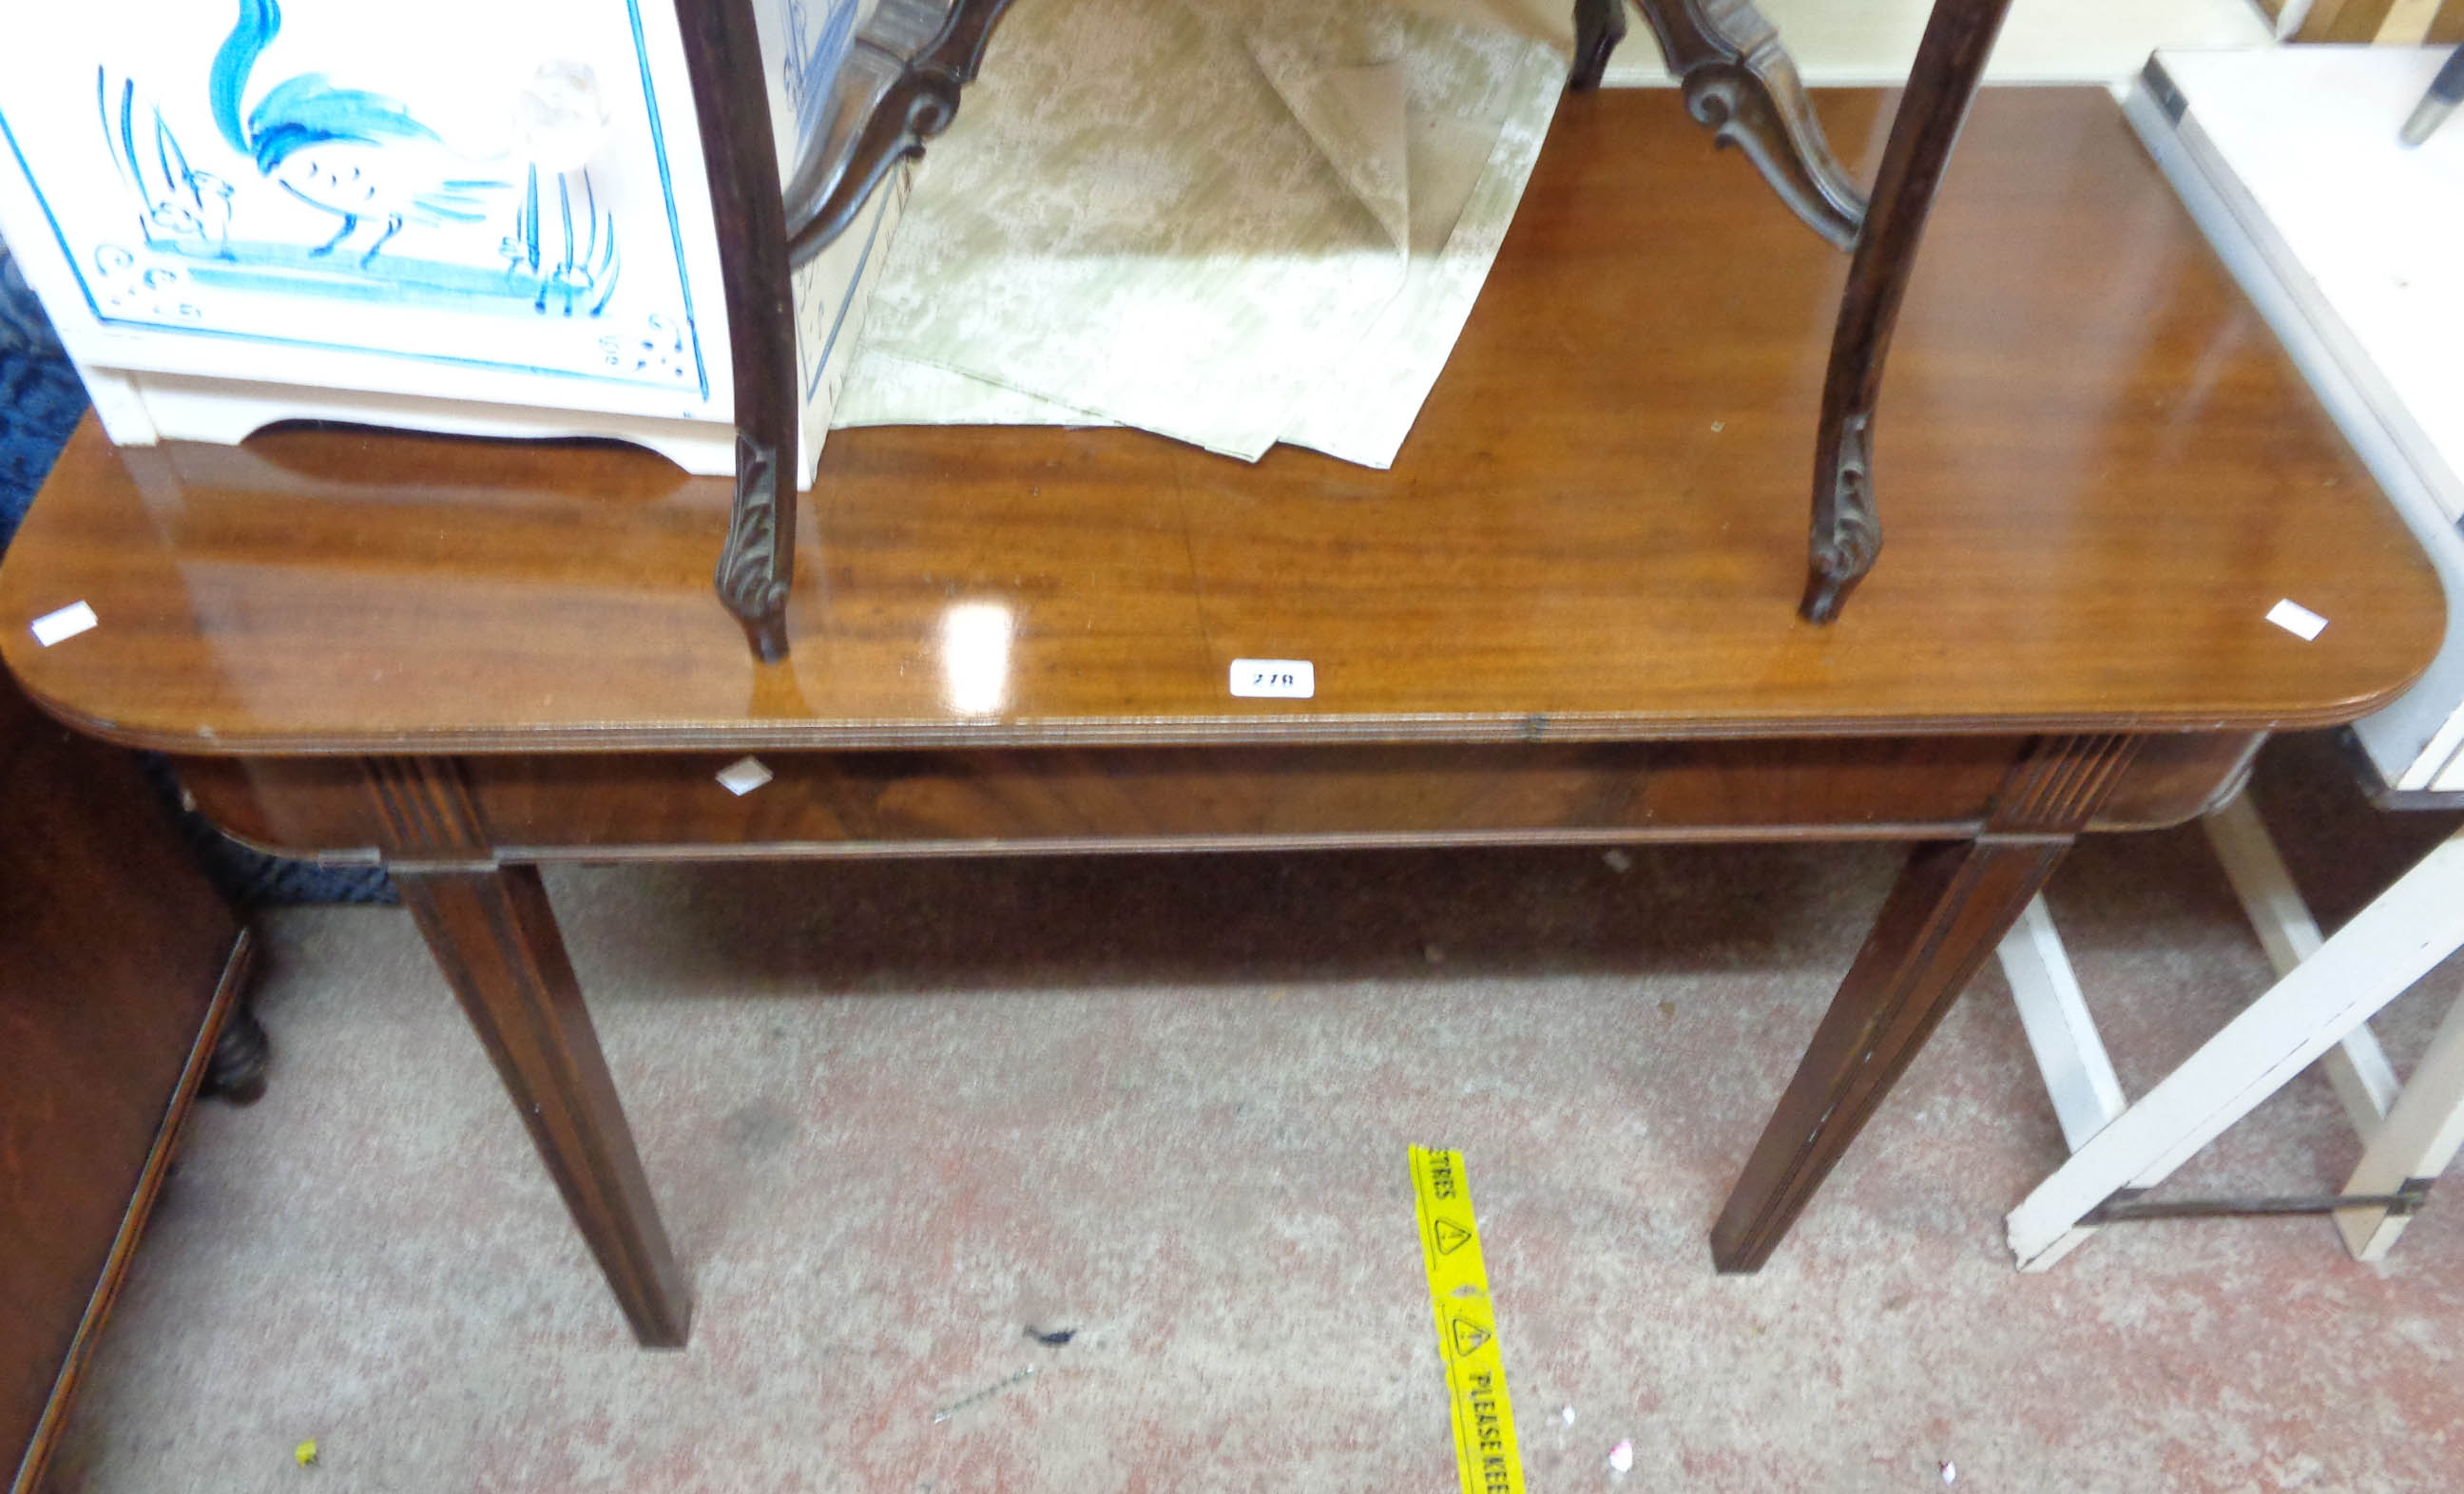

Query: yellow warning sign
[[1410, 1146, 1526, 1494]]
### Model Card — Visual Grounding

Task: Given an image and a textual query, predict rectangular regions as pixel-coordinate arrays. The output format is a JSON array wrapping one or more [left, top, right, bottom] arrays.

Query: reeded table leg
[[1712, 733, 2138, 1270], [397, 865, 691, 1347], [1712, 835, 2065, 1270]]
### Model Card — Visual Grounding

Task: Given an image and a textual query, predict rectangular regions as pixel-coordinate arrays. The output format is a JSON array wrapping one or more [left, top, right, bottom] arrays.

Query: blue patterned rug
[[2, 244, 391, 905]]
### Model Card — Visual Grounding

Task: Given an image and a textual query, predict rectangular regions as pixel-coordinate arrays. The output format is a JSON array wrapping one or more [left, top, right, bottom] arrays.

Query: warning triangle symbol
[[1452, 1316, 1491, 1357], [1434, 1219, 1473, 1255]]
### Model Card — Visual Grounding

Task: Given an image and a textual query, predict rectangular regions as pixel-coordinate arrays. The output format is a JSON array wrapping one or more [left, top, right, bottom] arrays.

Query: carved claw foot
[[1570, 0, 1628, 92], [1630, 0, 1865, 249], [202, 1001, 270, 1105]]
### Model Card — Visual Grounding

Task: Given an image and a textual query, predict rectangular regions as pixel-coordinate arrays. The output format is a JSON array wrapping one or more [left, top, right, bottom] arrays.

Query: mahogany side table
[[0, 91, 2443, 1347]]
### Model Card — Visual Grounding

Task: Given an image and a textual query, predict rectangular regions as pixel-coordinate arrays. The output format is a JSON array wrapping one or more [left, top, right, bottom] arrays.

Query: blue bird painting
[[207, 0, 504, 265]]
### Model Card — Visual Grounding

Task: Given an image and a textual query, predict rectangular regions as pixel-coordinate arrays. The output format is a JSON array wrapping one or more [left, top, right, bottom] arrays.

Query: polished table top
[[0, 89, 2442, 756]]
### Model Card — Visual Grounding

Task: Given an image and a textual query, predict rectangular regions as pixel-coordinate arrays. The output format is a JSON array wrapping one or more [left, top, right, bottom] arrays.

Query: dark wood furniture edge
[[675, 0, 802, 665], [1579, 0, 1867, 250], [1800, 0, 2016, 623], [168, 732, 2264, 864], [10, 929, 256, 1494], [1709, 731, 2137, 1270], [14, 690, 2429, 757]]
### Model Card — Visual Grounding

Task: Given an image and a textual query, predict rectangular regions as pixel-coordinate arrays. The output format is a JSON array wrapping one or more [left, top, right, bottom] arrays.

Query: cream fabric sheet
[[831, 0, 1562, 468]]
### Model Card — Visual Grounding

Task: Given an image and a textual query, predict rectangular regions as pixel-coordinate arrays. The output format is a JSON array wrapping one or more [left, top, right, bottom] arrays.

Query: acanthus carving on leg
[[676, 0, 804, 661], [715, 432, 793, 663], [1801, 409, 1877, 622], [1796, 0, 2018, 623], [1627, 0, 1865, 249]]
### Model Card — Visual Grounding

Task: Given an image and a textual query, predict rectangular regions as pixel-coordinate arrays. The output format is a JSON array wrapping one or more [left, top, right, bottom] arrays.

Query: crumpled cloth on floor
[[831, 0, 1564, 468]]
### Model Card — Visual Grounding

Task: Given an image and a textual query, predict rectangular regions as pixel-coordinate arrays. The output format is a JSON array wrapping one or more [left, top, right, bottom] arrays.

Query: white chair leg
[[2204, 794, 2401, 1134], [2335, 976, 2464, 1260], [2007, 826, 2464, 1271], [1997, 894, 2127, 1153]]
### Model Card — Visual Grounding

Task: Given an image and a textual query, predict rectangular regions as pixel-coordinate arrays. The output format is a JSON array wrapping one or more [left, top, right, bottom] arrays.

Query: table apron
[[170, 733, 2260, 864]]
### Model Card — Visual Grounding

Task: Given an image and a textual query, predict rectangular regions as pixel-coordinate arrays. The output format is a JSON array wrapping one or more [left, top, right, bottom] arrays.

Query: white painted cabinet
[[0, 0, 899, 486]]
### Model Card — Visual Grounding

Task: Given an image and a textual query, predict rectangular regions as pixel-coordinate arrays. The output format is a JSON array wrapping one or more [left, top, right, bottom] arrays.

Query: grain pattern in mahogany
[[1800, 0, 2016, 623], [0, 93, 2440, 753], [0, 667, 251, 1494]]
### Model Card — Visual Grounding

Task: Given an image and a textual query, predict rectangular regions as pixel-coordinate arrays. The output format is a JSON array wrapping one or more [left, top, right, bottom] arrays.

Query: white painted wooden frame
[[1996, 796, 2464, 1272], [2124, 68, 2464, 796]]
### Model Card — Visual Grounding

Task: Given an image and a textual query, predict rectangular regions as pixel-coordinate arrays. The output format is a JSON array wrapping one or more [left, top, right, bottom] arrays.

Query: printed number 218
[[1252, 671, 1295, 688]]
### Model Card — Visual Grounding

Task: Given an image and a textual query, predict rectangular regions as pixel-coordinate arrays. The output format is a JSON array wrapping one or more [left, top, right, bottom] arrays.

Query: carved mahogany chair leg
[[1571, 0, 1628, 91], [714, 434, 796, 665], [1625, 0, 1866, 248], [1711, 734, 2136, 1270], [1800, 0, 2016, 622], [686, 0, 1028, 662], [678, 0, 802, 664], [396, 865, 691, 1347]]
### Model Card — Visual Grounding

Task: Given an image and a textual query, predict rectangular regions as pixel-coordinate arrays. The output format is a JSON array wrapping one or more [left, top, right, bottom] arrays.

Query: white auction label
[[1229, 659, 1314, 699], [2265, 599, 2329, 641], [715, 756, 775, 795], [29, 602, 98, 646]]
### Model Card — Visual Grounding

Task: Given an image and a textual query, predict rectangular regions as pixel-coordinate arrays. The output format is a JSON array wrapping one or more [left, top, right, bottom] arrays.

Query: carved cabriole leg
[[1800, 0, 2017, 622], [676, 0, 802, 663], [683, 0, 1027, 661], [1610, 0, 1867, 250], [1710, 733, 2140, 1272], [367, 757, 690, 1347], [781, 0, 1023, 262]]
